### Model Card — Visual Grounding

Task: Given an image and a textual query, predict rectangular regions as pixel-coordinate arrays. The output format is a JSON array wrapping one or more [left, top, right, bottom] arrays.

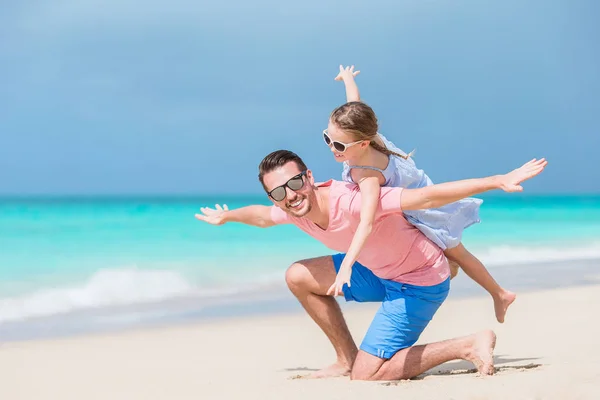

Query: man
[[195, 150, 547, 381]]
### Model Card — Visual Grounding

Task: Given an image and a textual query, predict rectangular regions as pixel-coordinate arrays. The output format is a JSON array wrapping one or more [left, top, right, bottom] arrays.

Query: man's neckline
[[307, 180, 334, 231]]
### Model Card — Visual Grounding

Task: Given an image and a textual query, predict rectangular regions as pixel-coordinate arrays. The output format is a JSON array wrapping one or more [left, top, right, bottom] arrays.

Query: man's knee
[[349, 351, 384, 381], [285, 256, 336, 297], [285, 262, 311, 292], [350, 367, 376, 381]]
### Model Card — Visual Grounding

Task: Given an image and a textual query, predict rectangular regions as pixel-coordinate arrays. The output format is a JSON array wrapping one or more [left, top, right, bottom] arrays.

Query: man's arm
[[195, 204, 278, 228], [400, 158, 548, 211]]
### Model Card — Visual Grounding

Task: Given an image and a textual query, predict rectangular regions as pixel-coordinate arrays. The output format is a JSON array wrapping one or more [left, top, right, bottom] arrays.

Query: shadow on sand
[[283, 355, 543, 382]]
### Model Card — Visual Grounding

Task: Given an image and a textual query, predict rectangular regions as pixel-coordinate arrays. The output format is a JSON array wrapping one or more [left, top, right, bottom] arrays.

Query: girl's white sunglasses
[[323, 130, 363, 153]]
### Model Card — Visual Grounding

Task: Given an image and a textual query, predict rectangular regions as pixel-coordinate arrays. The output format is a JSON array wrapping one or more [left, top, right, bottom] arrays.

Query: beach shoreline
[[2, 257, 600, 343]]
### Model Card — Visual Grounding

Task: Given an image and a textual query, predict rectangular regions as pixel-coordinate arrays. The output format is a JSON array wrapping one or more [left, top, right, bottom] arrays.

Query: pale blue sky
[[1, 0, 598, 195]]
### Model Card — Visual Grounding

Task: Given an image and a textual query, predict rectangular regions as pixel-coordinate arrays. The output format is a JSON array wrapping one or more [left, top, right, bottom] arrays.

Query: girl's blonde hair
[[329, 101, 412, 160]]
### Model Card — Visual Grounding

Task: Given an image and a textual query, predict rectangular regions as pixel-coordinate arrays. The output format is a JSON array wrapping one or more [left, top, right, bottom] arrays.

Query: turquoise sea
[[1, 194, 600, 339]]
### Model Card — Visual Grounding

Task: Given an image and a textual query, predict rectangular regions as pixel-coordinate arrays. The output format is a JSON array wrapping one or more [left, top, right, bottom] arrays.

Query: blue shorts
[[333, 253, 450, 359]]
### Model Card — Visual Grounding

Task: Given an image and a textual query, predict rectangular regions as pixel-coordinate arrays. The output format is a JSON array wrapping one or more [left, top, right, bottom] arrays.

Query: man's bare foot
[[464, 330, 496, 375], [302, 362, 352, 379], [493, 290, 517, 323]]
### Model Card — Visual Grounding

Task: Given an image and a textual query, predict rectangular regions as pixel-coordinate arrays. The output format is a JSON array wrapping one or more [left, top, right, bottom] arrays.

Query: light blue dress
[[341, 133, 482, 250]]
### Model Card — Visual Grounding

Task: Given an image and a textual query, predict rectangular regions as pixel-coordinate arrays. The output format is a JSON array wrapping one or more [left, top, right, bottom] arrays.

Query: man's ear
[[306, 169, 315, 185], [264, 190, 277, 206]]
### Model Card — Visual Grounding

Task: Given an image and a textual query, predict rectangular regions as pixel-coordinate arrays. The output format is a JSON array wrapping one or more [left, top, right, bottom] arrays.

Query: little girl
[[326, 65, 516, 323]]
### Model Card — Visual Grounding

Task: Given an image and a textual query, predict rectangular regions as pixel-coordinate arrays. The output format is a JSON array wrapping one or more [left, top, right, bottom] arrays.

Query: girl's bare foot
[[493, 290, 517, 323]]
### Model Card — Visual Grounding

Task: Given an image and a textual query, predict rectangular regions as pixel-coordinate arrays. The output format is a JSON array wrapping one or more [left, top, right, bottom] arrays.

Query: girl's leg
[[444, 243, 516, 323]]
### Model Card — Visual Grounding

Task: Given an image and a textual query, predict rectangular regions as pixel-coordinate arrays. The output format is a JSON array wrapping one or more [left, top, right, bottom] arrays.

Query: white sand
[[2, 283, 600, 400]]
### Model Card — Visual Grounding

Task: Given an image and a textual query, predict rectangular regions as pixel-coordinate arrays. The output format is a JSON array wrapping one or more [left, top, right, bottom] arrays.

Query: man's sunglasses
[[323, 130, 363, 153], [267, 171, 307, 202]]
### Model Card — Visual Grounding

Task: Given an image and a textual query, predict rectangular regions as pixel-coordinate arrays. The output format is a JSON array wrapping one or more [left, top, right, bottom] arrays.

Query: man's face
[[263, 161, 315, 218]]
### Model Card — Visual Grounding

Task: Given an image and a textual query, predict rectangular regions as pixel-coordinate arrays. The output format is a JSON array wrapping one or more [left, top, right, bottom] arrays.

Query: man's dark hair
[[258, 150, 308, 191]]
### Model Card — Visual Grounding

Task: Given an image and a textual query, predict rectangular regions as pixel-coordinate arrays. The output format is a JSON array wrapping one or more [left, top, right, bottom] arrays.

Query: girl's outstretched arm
[[335, 65, 361, 102], [400, 158, 548, 211]]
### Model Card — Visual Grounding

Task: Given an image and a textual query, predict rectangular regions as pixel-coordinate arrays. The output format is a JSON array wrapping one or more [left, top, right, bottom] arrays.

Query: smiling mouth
[[288, 198, 304, 209]]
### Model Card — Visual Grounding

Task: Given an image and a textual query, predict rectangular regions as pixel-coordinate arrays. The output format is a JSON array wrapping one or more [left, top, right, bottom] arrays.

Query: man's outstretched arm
[[400, 158, 548, 211], [194, 204, 277, 228]]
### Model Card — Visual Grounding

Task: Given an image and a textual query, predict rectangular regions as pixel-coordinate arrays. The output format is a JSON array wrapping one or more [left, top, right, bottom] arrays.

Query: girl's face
[[324, 120, 369, 163]]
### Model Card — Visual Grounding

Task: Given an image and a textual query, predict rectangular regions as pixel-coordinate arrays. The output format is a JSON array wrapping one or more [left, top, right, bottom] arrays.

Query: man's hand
[[496, 158, 547, 192], [195, 204, 229, 225], [195, 204, 276, 228], [334, 65, 360, 81]]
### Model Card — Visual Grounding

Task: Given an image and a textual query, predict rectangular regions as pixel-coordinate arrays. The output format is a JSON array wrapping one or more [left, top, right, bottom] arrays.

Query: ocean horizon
[[1, 193, 600, 340]]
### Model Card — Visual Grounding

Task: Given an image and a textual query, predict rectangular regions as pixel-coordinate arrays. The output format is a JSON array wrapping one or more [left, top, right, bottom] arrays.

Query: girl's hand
[[496, 158, 547, 192], [335, 65, 360, 81], [327, 261, 352, 296]]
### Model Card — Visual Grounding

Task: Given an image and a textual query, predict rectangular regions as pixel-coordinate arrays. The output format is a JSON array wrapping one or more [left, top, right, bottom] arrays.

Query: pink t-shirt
[[270, 180, 450, 286]]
